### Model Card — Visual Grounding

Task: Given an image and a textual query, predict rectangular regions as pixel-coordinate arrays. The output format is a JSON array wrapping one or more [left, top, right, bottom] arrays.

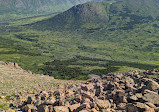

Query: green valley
[[0, 0, 159, 80]]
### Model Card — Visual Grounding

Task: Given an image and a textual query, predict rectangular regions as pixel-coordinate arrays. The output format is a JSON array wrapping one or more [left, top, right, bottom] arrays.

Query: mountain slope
[[33, 2, 110, 30], [110, 0, 159, 18], [0, 0, 121, 22], [33, 0, 159, 30]]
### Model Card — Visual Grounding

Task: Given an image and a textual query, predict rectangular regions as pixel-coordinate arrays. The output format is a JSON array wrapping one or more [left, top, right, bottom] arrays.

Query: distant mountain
[[0, 0, 122, 22], [33, 0, 159, 30], [0, 0, 92, 14], [33, 2, 110, 29], [0, 0, 95, 22]]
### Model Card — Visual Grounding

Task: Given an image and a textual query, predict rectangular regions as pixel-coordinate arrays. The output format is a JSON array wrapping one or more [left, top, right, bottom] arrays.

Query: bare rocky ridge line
[[0, 61, 159, 112]]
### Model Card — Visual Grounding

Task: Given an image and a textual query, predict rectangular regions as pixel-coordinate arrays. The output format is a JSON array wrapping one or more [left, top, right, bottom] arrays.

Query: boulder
[[119, 96, 127, 103], [81, 93, 94, 102], [135, 93, 142, 99], [125, 77, 135, 87], [145, 102, 156, 108], [154, 107, 159, 112], [142, 89, 159, 105], [81, 85, 88, 91], [22, 104, 37, 112], [147, 80, 159, 92], [95, 99, 110, 109], [74, 104, 87, 112], [79, 109, 89, 112], [91, 108, 98, 112], [117, 103, 126, 110], [54, 106, 69, 112], [41, 91, 49, 98], [127, 95, 138, 103], [38, 104, 49, 112], [44, 97, 56, 105], [134, 102, 150, 112], [126, 103, 138, 112], [5, 108, 16, 112], [27, 96, 34, 104], [69, 103, 81, 111]]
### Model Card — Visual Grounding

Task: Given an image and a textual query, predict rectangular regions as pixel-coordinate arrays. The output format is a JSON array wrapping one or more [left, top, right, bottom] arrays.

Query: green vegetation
[[1, 0, 159, 80], [0, 103, 8, 110], [5, 93, 18, 101]]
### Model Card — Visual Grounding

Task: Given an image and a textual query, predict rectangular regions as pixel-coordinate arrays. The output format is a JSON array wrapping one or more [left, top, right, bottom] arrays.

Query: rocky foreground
[[1, 62, 159, 112]]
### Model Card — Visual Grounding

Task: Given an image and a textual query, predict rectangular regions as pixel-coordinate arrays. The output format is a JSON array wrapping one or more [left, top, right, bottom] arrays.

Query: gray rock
[[95, 99, 111, 109], [142, 89, 159, 105], [147, 80, 159, 92]]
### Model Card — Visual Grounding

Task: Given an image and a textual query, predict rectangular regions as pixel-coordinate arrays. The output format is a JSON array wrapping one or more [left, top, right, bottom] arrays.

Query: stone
[[95, 99, 111, 109], [127, 86, 136, 93], [91, 108, 98, 112], [119, 96, 127, 103], [74, 95, 82, 103], [95, 86, 101, 97], [117, 103, 126, 110], [27, 96, 33, 104], [67, 89, 74, 96], [105, 82, 114, 90], [145, 102, 156, 108], [38, 104, 49, 112], [117, 90, 125, 97], [127, 95, 138, 102], [126, 103, 138, 112], [81, 93, 94, 102], [81, 85, 88, 91], [134, 102, 150, 112], [79, 109, 89, 112], [125, 77, 135, 87], [145, 108, 155, 112], [147, 80, 159, 92], [54, 106, 69, 112], [69, 103, 81, 112], [74, 104, 87, 112], [5, 108, 16, 112], [154, 107, 159, 112], [22, 104, 37, 112], [135, 93, 142, 99], [44, 97, 56, 105], [41, 91, 49, 98], [142, 89, 159, 105]]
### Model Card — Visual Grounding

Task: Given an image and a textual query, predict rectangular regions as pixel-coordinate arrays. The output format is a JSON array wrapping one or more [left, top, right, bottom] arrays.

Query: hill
[[0, 0, 121, 22], [33, 0, 159, 30]]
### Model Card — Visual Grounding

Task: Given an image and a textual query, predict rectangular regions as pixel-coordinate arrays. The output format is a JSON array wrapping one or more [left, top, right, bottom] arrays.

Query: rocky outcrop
[[2, 69, 159, 112]]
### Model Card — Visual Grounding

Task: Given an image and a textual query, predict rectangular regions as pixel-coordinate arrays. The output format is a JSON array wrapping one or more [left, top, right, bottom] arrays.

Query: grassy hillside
[[1, 0, 159, 80]]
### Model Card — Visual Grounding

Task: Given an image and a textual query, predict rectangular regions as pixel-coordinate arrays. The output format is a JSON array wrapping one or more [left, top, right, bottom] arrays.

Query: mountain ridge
[[32, 0, 159, 30]]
